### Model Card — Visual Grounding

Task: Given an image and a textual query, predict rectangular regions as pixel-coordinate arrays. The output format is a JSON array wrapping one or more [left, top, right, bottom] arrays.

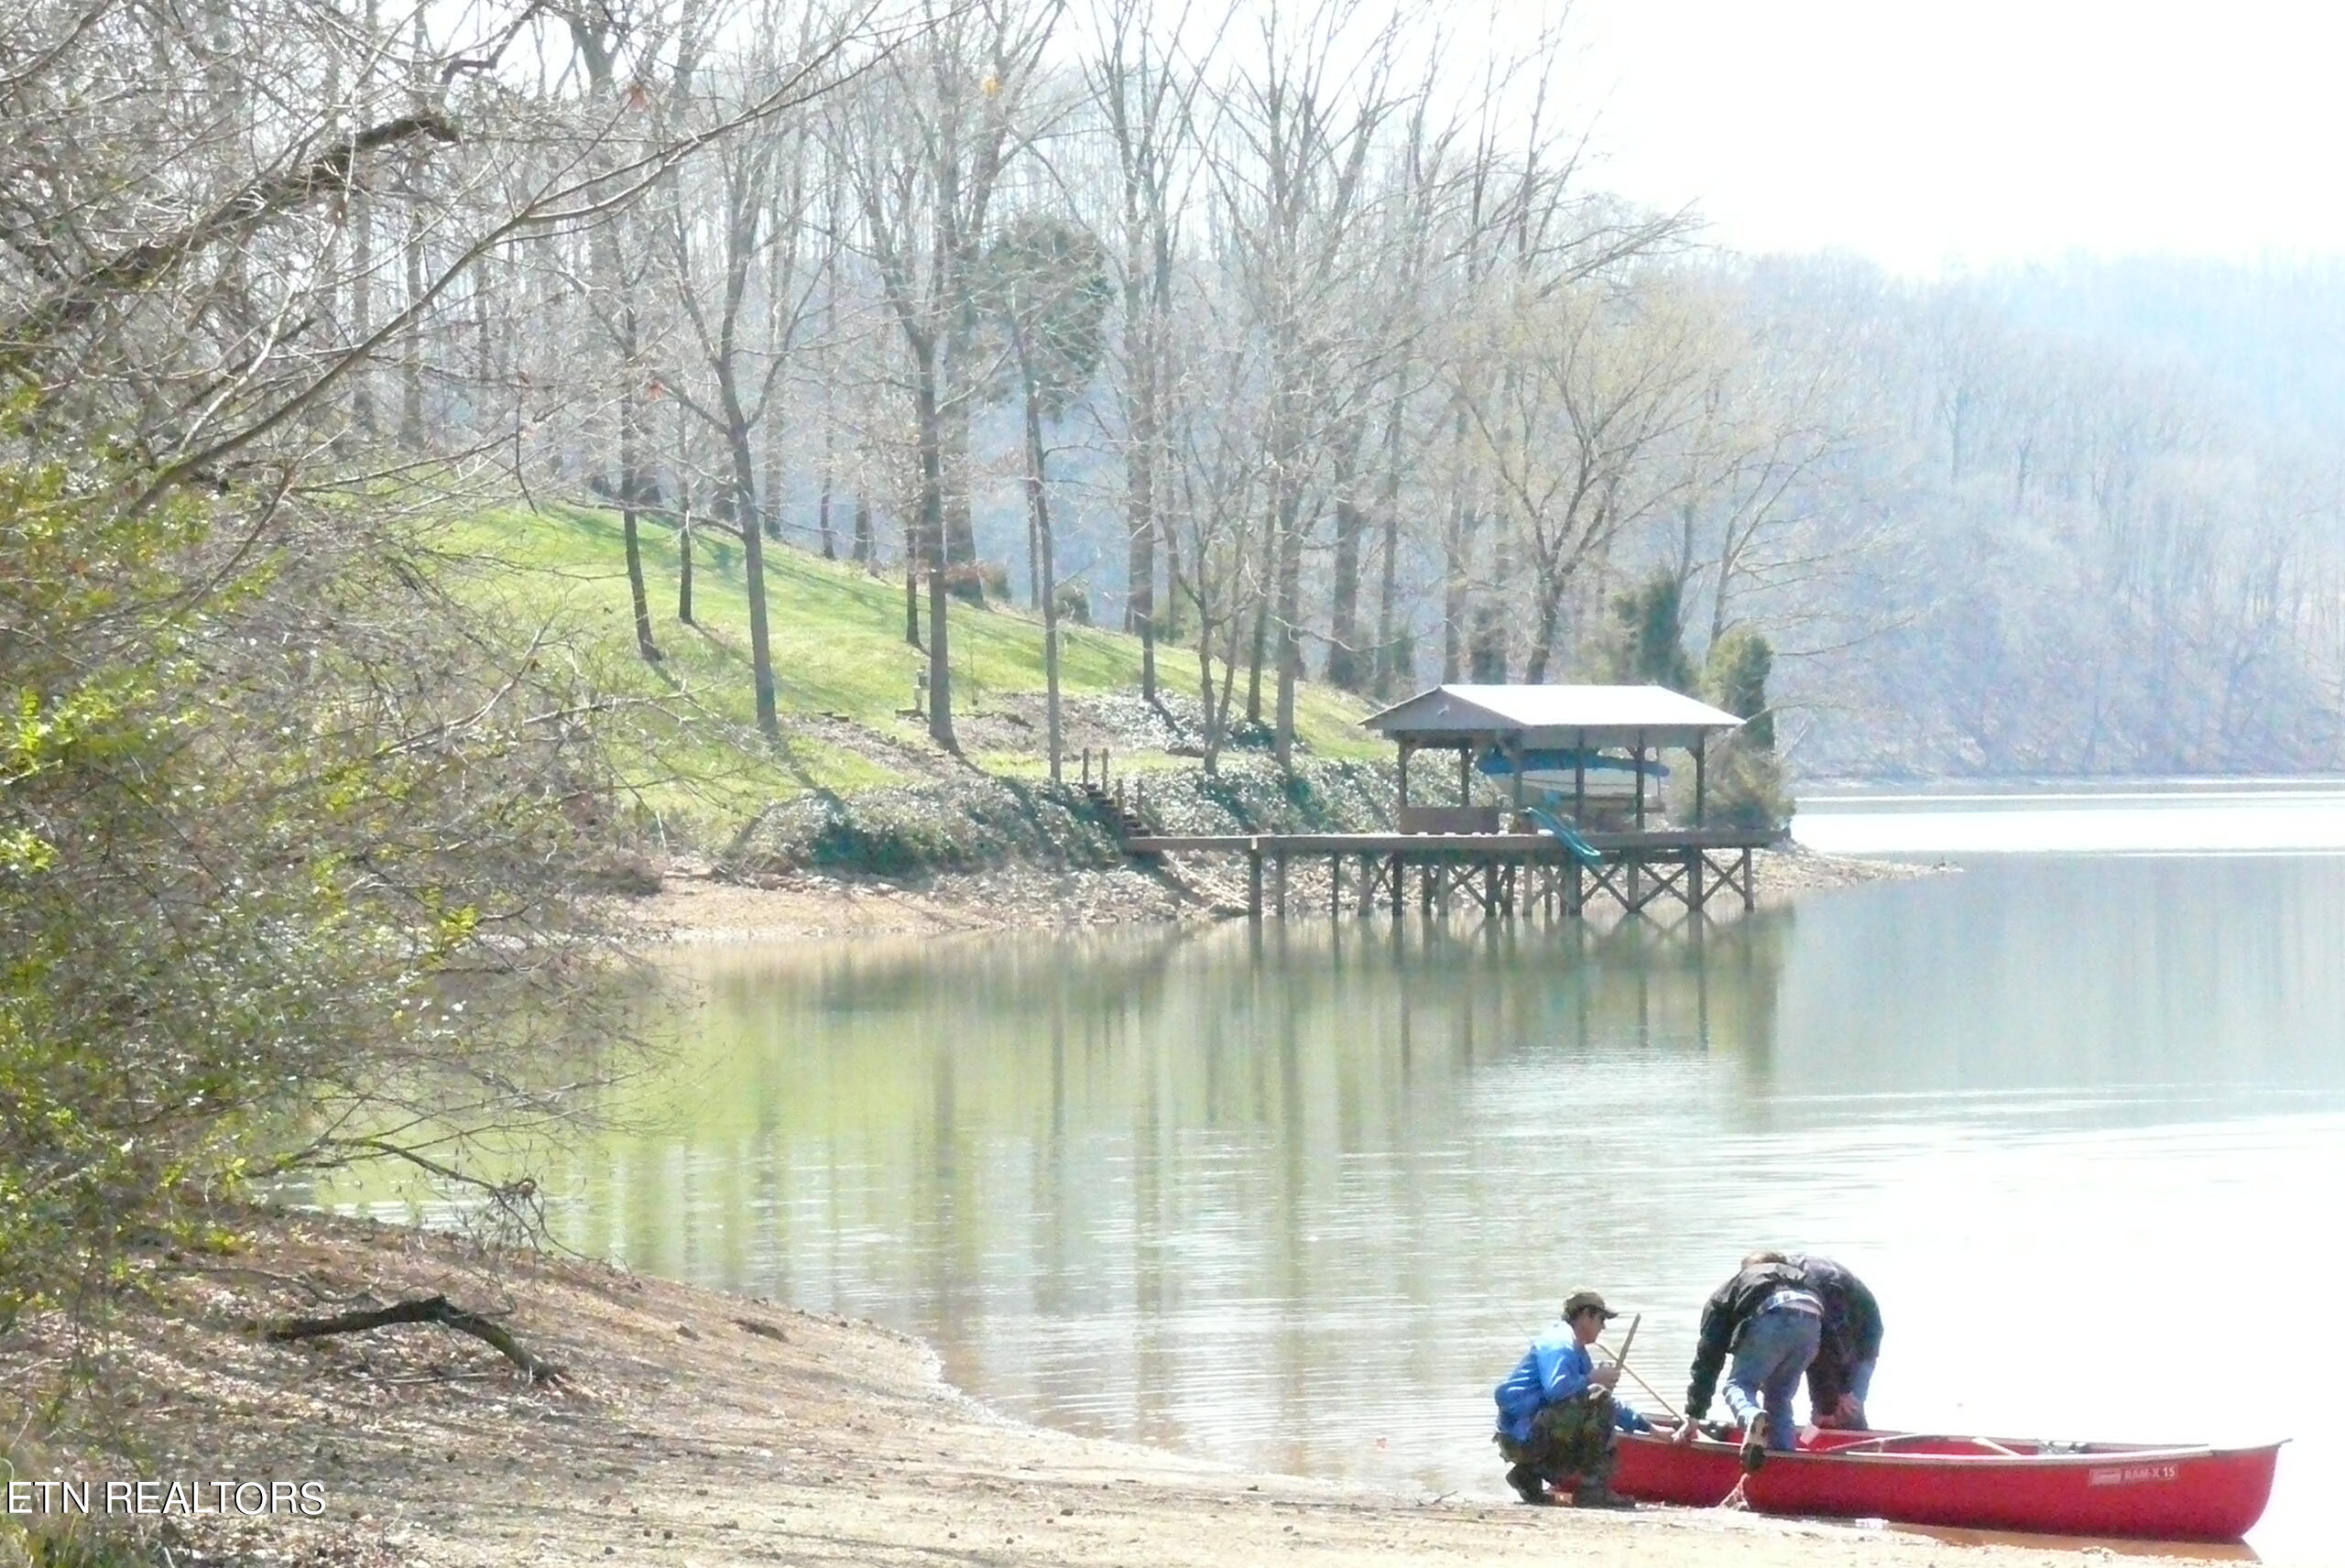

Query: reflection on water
[[333, 802, 2345, 1563]]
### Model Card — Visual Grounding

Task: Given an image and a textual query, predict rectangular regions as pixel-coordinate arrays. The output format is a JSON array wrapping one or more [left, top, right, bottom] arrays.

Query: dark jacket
[[1683, 1261, 1814, 1420], [1788, 1253, 1882, 1407]]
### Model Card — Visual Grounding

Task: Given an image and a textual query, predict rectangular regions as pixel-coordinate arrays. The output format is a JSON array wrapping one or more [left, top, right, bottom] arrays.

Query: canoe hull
[[1611, 1430, 2281, 1542]]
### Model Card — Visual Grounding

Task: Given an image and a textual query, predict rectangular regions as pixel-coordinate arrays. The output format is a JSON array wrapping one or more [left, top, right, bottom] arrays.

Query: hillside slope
[[436, 506, 1381, 845]]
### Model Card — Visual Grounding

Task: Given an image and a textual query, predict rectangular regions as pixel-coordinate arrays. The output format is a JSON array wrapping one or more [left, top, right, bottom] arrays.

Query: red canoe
[[1611, 1427, 2283, 1541]]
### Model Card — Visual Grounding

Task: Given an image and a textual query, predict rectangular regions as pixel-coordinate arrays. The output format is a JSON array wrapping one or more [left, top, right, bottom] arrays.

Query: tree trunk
[[715, 364, 777, 735], [1245, 591, 1268, 726], [399, 174, 425, 449], [1196, 636, 1220, 773], [817, 430, 836, 561], [740, 511, 779, 735], [1205, 603, 1243, 775], [719, 370, 761, 539], [1523, 577, 1565, 682], [618, 335, 660, 665], [351, 186, 375, 436], [905, 537, 922, 649], [760, 367, 787, 546], [398, 9, 426, 450], [942, 368, 977, 566], [348, 0, 378, 439], [1026, 501, 1042, 607], [1443, 502, 1474, 682], [1162, 525, 1183, 645], [815, 277, 838, 560], [1126, 337, 1158, 702], [1020, 347, 1062, 786], [1440, 395, 1475, 681], [1372, 389, 1407, 696], [1273, 485, 1303, 772], [470, 256, 494, 442], [1468, 526, 1511, 681], [677, 509, 694, 625], [854, 496, 873, 565], [915, 341, 955, 750], [1325, 493, 1365, 691]]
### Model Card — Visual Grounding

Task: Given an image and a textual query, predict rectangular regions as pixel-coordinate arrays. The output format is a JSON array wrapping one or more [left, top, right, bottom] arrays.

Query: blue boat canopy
[[1476, 746, 1671, 779]]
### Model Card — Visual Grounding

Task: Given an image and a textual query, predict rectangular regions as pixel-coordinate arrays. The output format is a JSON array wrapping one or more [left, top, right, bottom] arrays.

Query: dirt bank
[[0, 1212, 2229, 1568], [628, 845, 1936, 944]]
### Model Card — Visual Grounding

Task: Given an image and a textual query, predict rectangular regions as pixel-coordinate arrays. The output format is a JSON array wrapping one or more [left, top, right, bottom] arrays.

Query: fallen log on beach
[[267, 1293, 564, 1384]]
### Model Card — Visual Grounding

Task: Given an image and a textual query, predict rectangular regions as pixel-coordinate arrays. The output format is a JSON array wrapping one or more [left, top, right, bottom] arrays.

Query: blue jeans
[[1725, 1308, 1821, 1451], [1844, 1356, 1876, 1424]]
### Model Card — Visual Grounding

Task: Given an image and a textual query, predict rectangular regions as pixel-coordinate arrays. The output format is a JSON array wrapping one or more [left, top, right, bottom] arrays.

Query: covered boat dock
[[1119, 683, 1777, 921]]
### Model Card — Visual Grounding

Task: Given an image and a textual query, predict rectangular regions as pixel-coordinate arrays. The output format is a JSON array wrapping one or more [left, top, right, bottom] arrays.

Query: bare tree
[[1465, 276, 1711, 680], [831, 0, 1063, 750]]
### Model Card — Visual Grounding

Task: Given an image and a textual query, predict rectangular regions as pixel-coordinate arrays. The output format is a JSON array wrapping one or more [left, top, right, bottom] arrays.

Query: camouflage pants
[[1496, 1389, 1620, 1487]]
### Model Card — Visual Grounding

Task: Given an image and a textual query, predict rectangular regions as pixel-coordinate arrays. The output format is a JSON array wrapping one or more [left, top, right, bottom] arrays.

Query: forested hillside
[[153, 0, 2324, 780]]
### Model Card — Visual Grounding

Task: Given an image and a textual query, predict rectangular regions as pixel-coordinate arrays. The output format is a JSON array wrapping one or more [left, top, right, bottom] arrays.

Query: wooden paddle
[[1599, 1319, 1686, 1426], [1607, 1312, 1641, 1377]]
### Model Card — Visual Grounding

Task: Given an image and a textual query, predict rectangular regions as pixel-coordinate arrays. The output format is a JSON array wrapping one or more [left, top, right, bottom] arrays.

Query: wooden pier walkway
[[1126, 829, 1772, 920]]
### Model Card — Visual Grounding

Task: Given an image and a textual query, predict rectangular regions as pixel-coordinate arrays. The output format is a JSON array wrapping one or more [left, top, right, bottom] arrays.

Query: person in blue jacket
[[1491, 1290, 1652, 1508]]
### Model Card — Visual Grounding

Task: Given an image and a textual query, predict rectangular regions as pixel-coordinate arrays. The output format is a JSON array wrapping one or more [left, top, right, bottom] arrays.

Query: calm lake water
[[362, 782, 2345, 1561]]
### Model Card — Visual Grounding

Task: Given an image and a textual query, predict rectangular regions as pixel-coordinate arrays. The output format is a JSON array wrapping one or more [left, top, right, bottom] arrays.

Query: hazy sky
[[1562, 0, 2345, 273]]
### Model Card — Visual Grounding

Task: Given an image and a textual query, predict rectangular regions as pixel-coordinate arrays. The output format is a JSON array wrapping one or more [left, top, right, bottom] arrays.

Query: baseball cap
[[1562, 1290, 1618, 1319]]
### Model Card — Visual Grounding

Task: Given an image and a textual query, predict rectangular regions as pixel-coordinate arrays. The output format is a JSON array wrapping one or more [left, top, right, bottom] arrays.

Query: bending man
[[1783, 1251, 1882, 1430], [1674, 1253, 1824, 1472]]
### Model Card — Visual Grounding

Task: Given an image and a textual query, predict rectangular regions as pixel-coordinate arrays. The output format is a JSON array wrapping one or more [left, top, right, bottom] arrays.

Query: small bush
[[576, 851, 665, 896], [942, 561, 1010, 606], [1378, 630, 1415, 693], [1052, 582, 1092, 625], [1599, 570, 1697, 692], [1, 1513, 166, 1568], [1697, 740, 1794, 834], [1225, 717, 1275, 751], [1706, 627, 1775, 750]]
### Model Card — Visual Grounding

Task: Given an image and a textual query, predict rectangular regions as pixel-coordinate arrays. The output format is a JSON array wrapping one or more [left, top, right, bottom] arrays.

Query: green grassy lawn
[[433, 504, 1379, 839]]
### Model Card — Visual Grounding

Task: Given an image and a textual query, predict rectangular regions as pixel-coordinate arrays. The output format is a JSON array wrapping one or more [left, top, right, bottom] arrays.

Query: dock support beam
[[1634, 727, 1648, 832]]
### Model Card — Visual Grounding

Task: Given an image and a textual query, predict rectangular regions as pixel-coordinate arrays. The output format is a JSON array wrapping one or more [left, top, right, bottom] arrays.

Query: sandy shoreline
[[10, 855, 2022, 1566], [6, 1211, 2241, 1568], [626, 844, 1936, 945]]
